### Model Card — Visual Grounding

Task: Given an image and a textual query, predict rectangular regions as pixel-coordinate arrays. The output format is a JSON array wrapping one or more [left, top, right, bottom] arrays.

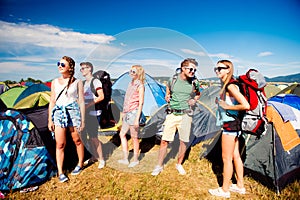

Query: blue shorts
[[123, 109, 139, 126], [222, 130, 241, 137], [52, 102, 81, 128]]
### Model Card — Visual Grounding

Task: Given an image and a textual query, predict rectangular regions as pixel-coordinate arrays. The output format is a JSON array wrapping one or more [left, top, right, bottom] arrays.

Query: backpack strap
[[89, 77, 97, 96], [169, 73, 199, 98]]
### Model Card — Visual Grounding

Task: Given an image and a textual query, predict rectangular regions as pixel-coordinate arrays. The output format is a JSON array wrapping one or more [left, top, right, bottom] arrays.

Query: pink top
[[123, 80, 142, 113]]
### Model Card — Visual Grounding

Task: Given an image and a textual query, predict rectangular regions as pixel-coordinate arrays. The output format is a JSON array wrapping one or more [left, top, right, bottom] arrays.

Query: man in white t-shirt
[[80, 62, 105, 169]]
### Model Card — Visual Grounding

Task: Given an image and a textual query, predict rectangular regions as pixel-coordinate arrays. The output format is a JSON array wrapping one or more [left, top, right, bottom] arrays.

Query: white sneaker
[[208, 187, 230, 198], [98, 160, 105, 169], [118, 159, 129, 165], [229, 184, 246, 194], [128, 161, 139, 168], [151, 165, 163, 176], [175, 164, 186, 175]]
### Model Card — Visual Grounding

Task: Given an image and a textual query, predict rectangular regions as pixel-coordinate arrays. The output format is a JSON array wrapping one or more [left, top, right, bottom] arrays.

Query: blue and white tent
[[0, 109, 56, 191]]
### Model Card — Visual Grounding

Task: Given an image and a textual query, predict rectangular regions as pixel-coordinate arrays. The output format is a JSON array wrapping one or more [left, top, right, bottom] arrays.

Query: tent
[[268, 94, 300, 110], [0, 86, 27, 108], [265, 84, 281, 98], [14, 83, 50, 106], [0, 82, 9, 95], [112, 72, 166, 116], [0, 109, 57, 191], [275, 83, 300, 96], [14, 91, 51, 109], [97, 72, 167, 136]]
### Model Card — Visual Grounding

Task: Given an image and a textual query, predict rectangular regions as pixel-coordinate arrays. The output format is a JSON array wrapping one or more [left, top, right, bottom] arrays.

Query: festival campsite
[[0, 72, 299, 199]]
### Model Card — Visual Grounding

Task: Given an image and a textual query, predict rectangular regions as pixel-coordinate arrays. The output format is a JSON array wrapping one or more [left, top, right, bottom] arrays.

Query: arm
[[77, 80, 85, 131], [48, 79, 56, 132], [165, 84, 171, 103], [134, 84, 145, 127], [219, 84, 250, 111]]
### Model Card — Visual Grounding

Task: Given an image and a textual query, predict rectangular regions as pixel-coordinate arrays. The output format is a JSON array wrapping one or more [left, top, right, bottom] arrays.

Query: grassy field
[[5, 134, 300, 200]]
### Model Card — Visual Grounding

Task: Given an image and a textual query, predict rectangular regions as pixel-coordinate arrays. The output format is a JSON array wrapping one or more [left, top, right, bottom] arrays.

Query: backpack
[[227, 69, 268, 138], [89, 70, 115, 128]]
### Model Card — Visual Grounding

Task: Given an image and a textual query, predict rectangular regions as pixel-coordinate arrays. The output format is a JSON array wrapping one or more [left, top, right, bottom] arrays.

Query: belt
[[171, 109, 189, 114]]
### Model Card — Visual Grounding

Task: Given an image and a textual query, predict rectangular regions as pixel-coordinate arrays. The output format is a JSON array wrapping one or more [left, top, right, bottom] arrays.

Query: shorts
[[83, 114, 99, 138], [222, 130, 241, 137], [53, 103, 81, 128], [161, 113, 192, 143], [123, 109, 139, 126]]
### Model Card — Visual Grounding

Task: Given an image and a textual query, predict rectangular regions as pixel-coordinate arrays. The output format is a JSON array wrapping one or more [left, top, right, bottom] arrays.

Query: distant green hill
[[265, 73, 300, 83], [195, 73, 300, 83]]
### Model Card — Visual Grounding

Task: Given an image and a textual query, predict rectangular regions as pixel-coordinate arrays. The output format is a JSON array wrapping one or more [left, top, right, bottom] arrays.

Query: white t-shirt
[[54, 78, 79, 106], [84, 78, 102, 116]]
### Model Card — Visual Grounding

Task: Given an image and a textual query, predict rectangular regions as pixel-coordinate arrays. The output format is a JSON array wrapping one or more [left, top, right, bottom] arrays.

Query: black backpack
[[89, 70, 115, 128], [90, 70, 112, 110]]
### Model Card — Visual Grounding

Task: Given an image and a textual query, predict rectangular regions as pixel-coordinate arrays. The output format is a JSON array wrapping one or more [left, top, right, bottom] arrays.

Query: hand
[[48, 120, 54, 132], [188, 99, 196, 106], [165, 94, 171, 102], [218, 99, 227, 109]]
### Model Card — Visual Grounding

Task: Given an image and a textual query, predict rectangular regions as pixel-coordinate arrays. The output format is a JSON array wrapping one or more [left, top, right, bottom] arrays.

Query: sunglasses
[[184, 67, 197, 73], [214, 66, 229, 72], [130, 69, 137, 74], [57, 62, 66, 67], [80, 67, 90, 71]]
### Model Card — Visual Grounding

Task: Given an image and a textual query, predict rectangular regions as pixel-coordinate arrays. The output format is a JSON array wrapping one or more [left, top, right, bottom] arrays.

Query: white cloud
[[257, 51, 273, 57], [180, 49, 207, 56], [0, 21, 115, 49]]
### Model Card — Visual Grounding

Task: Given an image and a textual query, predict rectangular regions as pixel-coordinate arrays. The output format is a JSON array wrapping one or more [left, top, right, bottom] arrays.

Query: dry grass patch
[[5, 135, 300, 200]]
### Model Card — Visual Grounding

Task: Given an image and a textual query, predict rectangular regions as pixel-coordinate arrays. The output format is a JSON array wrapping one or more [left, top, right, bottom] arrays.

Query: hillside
[[199, 73, 300, 83]]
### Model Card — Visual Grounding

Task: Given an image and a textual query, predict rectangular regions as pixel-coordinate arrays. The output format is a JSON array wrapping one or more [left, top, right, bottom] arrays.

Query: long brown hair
[[62, 56, 76, 94], [218, 60, 234, 96]]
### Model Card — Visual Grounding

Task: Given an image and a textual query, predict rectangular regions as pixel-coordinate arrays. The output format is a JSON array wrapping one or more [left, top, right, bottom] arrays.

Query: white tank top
[[54, 78, 79, 106]]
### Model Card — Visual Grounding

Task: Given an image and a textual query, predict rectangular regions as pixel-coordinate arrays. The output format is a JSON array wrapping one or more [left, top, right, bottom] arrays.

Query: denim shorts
[[53, 103, 81, 128], [123, 109, 139, 126], [222, 130, 241, 137]]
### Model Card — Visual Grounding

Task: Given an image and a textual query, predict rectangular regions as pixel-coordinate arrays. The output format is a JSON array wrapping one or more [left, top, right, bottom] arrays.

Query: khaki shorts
[[161, 113, 192, 143]]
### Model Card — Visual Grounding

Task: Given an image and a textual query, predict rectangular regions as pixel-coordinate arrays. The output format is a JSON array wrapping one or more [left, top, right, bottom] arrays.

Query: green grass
[[5, 135, 300, 200]]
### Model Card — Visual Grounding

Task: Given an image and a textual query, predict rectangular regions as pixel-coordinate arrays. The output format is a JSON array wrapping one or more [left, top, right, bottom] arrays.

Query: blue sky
[[0, 0, 299, 81]]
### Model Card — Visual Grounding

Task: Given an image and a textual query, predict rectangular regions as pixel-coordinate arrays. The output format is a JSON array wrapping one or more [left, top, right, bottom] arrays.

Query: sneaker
[[118, 159, 129, 165], [20, 186, 38, 193], [208, 187, 230, 198], [128, 161, 139, 168], [84, 158, 97, 166], [58, 174, 69, 183], [175, 164, 186, 175], [151, 165, 163, 176], [98, 160, 105, 169], [71, 166, 82, 175], [229, 184, 246, 194]]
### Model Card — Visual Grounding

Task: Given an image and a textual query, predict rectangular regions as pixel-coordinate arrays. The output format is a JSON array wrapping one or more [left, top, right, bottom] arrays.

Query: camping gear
[[88, 70, 115, 128], [275, 83, 300, 96], [226, 69, 268, 138], [0, 82, 9, 95], [0, 109, 57, 191], [269, 94, 300, 110], [0, 86, 27, 108]]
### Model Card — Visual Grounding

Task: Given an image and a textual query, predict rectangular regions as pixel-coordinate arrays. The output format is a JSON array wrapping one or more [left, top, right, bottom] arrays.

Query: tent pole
[[271, 122, 280, 195]]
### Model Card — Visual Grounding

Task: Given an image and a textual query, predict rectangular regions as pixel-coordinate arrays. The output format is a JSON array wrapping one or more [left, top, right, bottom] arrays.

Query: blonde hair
[[218, 60, 234, 95], [131, 65, 145, 84]]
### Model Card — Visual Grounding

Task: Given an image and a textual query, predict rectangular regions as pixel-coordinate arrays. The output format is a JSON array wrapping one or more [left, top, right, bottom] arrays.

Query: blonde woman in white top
[[48, 56, 85, 183]]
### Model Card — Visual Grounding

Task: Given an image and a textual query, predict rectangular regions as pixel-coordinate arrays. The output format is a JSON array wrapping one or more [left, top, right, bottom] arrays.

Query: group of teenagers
[[48, 56, 249, 198]]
